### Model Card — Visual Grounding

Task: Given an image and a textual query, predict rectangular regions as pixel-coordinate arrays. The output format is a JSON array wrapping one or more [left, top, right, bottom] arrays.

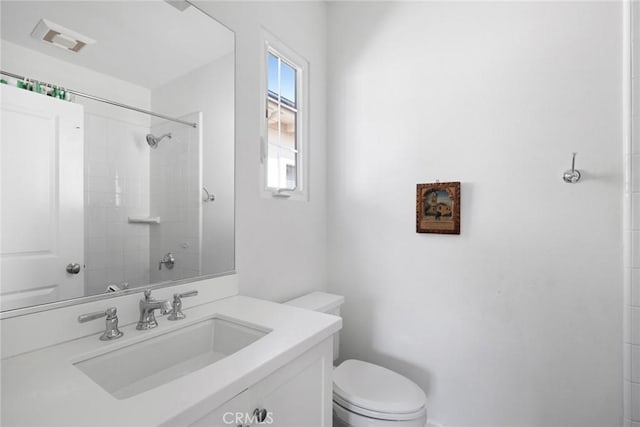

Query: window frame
[[260, 30, 309, 201]]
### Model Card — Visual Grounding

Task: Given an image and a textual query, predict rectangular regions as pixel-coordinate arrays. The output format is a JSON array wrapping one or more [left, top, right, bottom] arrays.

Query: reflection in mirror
[[0, 1, 235, 313]]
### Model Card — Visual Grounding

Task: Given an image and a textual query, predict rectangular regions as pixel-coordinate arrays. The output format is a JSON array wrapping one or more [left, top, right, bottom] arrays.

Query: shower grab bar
[[1, 70, 197, 129]]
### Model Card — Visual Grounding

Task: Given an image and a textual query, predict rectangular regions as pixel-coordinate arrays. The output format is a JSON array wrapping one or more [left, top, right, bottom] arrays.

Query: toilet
[[286, 292, 428, 427]]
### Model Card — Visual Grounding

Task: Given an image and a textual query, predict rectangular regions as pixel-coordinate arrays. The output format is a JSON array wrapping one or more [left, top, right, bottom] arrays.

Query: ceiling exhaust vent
[[30, 19, 95, 53]]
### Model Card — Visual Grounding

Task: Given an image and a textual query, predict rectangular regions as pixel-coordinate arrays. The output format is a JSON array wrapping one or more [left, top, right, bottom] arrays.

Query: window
[[261, 34, 308, 199]]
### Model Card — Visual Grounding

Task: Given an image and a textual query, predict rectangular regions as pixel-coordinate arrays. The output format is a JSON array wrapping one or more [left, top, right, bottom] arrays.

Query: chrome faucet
[[168, 290, 198, 320], [159, 252, 175, 270], [137, 289, 171, 330], [78, 307, 123, 340]]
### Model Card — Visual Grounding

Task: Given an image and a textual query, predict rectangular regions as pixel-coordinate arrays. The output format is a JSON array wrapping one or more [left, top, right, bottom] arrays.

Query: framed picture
[[416, 182, 460, 234]]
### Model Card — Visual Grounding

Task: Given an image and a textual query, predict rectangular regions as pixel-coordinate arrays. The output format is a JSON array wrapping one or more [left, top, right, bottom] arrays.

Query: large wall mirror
[[0, 1, 235, 314]]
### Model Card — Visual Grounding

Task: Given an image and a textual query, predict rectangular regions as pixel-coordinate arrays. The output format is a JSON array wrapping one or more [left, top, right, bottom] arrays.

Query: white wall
[[326, 3, 623, 427], [193, 1, 328, 301]]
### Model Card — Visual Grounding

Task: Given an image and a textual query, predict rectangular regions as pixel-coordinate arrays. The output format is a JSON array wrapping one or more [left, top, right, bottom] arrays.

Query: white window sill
[[261, 188, 308, 201]]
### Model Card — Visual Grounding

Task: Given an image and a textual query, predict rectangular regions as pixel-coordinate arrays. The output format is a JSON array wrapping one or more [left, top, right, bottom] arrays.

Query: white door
[[1, 85, 84, 311]]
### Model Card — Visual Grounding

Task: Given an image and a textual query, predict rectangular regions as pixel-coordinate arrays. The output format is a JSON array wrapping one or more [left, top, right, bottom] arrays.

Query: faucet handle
[[168, 290, 198, 321], [178, 290, 198, 299], [78, 307, 116, 323], [78, 307, 123, 341], [158, 252, 175, 270], [144, 289, 152, 300]]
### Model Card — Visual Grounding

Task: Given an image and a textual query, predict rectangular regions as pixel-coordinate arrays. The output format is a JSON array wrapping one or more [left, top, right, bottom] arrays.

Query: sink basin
[[73, 316, 269, 399]]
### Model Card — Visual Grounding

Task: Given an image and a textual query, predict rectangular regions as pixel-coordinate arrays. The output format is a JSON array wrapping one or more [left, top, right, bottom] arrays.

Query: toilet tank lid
[[285, 291, 344, 313]]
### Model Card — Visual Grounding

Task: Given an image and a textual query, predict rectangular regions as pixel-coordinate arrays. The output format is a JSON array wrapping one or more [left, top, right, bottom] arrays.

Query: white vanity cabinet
[[190, 389, 250, 427], [1, 294, 342, 427], [190, 338, 333, 427]]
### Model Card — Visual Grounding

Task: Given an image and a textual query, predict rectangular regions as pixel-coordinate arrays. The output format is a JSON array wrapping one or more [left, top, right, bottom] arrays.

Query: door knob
[[66, 263, 81, 274]]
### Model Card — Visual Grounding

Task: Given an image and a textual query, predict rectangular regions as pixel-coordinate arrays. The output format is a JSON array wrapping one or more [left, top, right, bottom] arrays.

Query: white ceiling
[[0, 1, 234, 89]]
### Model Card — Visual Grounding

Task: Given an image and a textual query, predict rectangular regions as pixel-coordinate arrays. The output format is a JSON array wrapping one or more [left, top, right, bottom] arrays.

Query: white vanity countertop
[[1, 296, 342, 427]]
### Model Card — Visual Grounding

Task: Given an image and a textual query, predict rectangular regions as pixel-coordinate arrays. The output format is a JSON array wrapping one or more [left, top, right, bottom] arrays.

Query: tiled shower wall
[[626, 2, 640, 425], [148, 113, 201, 284], [84, 113, 150, 296]]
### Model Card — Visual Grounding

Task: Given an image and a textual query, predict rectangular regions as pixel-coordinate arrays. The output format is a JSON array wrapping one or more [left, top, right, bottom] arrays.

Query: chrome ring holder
[[563, 152, 581, 184], [202, 186, 215, 202]]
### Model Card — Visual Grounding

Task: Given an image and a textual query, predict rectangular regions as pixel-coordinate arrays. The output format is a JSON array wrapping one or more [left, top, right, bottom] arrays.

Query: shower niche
[[0, 1, 235, 311]]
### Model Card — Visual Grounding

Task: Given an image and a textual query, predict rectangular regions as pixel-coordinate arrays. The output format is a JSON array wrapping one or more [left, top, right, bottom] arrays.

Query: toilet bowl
[[333, 359, 427, 427], [285, 292, 428, 427]]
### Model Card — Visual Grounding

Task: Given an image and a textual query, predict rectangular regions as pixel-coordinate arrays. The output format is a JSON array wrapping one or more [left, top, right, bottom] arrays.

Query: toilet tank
[[285, 291, 344, 361]]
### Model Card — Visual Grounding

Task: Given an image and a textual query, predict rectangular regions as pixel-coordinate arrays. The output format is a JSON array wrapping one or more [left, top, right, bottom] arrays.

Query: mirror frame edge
[[0, 3, 237, 321], [0, 270, 237, 320]]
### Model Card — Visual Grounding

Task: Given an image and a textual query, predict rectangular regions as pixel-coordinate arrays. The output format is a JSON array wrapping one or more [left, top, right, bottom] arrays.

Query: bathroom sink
[[73, 317, 269, 399]]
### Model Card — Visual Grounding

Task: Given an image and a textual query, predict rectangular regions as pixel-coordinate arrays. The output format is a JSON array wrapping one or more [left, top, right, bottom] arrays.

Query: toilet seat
[[333, 393, 427, 421], [333, 360, 427, 422]]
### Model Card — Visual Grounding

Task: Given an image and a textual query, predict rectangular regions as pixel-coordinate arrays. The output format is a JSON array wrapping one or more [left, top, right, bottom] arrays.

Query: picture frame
[[416, 181, 460, 234]]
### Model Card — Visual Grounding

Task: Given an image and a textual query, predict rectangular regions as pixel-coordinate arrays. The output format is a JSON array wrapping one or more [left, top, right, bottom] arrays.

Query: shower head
[[146, 133, 172, 149]]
